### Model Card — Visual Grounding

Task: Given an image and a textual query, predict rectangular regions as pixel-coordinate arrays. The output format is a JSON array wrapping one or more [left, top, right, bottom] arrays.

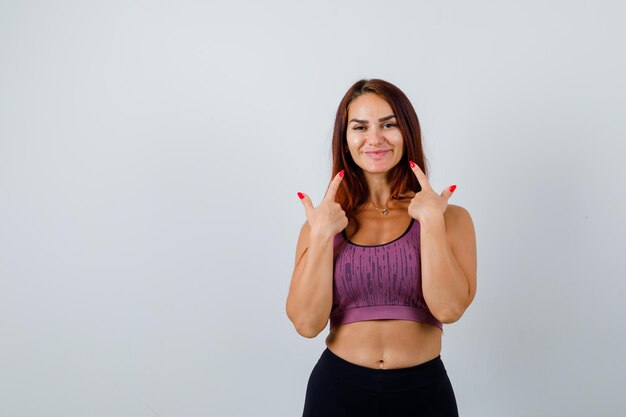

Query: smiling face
[[346, 93, 404, 177]]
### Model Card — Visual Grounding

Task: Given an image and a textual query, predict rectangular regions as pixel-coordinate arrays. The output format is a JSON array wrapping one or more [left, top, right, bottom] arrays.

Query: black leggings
[[302, 348, 459, 417]]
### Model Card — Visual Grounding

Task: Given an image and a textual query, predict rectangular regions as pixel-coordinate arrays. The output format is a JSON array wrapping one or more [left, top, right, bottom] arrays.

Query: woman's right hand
[[298, 170, 348, 239]]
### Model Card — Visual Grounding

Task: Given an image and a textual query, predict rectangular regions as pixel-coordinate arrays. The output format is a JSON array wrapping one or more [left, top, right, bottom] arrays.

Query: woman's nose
[[366, 127, 385, 144]]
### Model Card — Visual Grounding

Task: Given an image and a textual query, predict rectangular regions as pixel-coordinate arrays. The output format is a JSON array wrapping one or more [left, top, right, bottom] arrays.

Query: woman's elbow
[[295, 324, 320, 338], [290, 317, 326, 338], [435, 307, 465, 324]]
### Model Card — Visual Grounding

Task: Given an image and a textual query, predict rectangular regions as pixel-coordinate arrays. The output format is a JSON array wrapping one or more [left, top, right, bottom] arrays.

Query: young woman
[[286, 79, 477, 417]]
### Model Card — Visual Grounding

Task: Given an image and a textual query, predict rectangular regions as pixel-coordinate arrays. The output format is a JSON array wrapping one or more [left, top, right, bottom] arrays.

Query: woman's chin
[[358, 161, 399, 175]]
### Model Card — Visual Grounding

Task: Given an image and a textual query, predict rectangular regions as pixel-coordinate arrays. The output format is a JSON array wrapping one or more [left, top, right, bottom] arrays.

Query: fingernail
[[297, 192, 305, 199], [448, 185, 457, 193], [409, 160, 416, 168], [339, 169, 344, 177]]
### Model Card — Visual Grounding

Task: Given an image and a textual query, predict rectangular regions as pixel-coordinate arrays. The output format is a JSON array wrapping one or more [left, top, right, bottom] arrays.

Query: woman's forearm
[[286, 229, 335, 337], [419, 213, 471, 323]]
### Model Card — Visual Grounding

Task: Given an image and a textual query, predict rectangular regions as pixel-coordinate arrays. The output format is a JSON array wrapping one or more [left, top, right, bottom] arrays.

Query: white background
[[1, 1, 625, 416]]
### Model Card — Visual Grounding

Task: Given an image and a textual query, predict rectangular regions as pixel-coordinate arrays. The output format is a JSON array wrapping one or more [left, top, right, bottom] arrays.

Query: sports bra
[[329, 218, 443, 331]]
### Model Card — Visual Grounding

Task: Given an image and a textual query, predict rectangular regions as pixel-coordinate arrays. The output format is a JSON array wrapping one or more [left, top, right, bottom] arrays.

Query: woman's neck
[[365, 174, 392, 207]]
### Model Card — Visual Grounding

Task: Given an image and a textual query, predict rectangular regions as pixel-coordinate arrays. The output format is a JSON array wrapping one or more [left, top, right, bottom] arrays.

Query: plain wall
[[1, 0, 625, 416]]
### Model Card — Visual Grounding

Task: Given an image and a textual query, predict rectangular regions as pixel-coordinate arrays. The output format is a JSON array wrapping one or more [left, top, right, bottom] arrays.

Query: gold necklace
[[369, 201, 390, 216]]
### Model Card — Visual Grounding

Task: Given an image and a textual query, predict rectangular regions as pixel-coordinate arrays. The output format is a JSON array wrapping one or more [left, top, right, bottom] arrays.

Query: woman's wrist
[[416, 211, 445, 227], [309, 226, 336, 243]]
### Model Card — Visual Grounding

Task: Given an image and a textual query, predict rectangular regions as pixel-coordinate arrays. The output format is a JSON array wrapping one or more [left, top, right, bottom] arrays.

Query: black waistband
[[317, 347, 448, 393]]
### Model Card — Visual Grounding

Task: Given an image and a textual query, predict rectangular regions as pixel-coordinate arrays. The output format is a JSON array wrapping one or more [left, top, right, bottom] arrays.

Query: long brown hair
[[331, 79, 428, 236]]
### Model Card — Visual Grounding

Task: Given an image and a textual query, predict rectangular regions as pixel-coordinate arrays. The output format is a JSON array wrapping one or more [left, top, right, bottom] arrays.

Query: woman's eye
[[353, 125, 366, 131], [383, 123, 397, 128]]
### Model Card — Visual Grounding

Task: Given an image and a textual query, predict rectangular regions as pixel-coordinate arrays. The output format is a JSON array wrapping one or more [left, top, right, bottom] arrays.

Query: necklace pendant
[[382, 209, 389, 216]]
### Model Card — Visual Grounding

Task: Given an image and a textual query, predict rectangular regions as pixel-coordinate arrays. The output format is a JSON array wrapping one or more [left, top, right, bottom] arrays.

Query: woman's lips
[[364, 150, 391, 160]]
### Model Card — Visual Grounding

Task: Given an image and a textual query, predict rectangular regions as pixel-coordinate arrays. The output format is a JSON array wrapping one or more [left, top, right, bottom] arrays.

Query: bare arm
[[285, 222, 335, 338], [420, 205, 477, 323], [285, 171, 348, 338], [407, 161, 477, 324]]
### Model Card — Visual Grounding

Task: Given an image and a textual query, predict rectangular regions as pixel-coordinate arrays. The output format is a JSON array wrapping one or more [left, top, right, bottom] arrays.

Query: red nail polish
[[409, 160, 416, 168], [297, 192, 305, 199], [339, 170, 344, 177], [448, 185, 457, 193]]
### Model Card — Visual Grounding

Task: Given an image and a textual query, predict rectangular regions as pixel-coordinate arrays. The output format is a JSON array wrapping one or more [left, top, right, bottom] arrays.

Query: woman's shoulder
[[443, 204, 474, 235], [445, 203, 471, 218], [443, 204, 471, 220]]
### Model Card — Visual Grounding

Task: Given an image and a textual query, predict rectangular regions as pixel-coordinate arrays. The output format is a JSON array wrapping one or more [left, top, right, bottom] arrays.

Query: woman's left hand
[[407, 160, 457, 221]]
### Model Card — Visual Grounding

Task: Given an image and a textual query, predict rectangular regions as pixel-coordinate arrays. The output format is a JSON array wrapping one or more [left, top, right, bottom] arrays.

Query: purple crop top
[[330, 218, 443, 331]]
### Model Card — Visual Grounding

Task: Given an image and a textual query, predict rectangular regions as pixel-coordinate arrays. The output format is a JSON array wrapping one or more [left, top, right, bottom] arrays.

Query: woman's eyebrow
[[349, 115, 396, 124]]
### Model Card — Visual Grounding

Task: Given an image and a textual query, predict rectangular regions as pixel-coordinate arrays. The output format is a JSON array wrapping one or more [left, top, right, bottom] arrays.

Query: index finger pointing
[[409, 161, 432, 191], [322, 169, 345, 202]]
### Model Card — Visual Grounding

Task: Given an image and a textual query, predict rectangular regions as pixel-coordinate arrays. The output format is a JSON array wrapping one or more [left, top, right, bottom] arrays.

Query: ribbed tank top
[[330, 218, 443, 331]]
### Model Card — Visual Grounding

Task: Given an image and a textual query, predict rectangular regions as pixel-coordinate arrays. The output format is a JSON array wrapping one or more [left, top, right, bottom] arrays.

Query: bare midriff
[[325, 319, 442, 370]]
